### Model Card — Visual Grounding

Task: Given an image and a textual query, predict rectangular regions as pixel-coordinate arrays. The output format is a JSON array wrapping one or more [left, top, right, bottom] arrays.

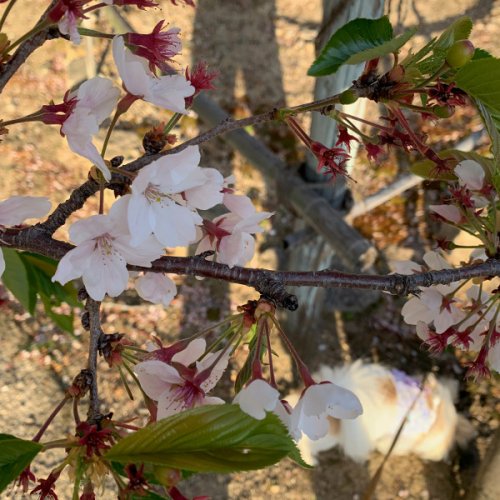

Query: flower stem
[[32, 396, 70, 442], [0, 0, 17, 32], [163, 112, 182, 134], [5, 19, 50, 55]]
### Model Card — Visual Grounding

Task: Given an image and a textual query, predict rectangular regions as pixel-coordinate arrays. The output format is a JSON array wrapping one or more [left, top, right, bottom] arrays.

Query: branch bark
[[85, 297, 103, 422], [2, 226, 499, 310]]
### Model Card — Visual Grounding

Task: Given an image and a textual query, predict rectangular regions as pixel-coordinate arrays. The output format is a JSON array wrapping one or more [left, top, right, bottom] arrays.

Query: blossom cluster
[[133, 308, 363, 443], [0, 14, 271, 304]]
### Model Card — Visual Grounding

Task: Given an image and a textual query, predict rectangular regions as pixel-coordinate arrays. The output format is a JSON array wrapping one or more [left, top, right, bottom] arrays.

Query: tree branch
[[2, 227, 499, 310], [85, 297, 103, 422]]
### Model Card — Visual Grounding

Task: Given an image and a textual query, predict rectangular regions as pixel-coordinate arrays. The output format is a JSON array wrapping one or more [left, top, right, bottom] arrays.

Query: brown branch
[[85, 297, 103, 422], [2, 228, 499, 310]]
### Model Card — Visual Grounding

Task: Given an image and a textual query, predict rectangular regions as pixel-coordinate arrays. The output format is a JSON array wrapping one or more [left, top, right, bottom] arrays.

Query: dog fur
[[290, 361, 475, 465]]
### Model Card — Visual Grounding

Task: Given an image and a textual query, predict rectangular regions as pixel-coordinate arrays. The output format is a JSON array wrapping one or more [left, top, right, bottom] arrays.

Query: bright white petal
[[52, 241, 95, 285], [152, 203, 201, 248], [172, 338, 206, 366], [112, 36, 151, 98], [234, 379, 280, 420], [184, 168, 224, 210], [127, 194, 155, 247], [68, 215, 112, 244], [77, 77, 120, 124], [82, 245, 129, 300], [146, 74, 194, 113]]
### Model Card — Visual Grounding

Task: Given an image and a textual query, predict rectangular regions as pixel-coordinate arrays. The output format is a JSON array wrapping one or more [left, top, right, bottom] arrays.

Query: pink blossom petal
[[429, 204, 462, 224], [455, 160, 484, 191], [171, 338, 206, 366], [197, 349, 230, 392], [136, 273, 177, 306], [0, 196, 51, 226], [134, 360, 182, 399]]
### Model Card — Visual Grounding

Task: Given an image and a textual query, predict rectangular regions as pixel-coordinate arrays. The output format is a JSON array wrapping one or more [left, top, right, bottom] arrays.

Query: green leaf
[[416, 16, 472, 75], [0, 434, 42, 492], [1, 249, 36, 313], [1, 251, 79, 333], [456, 58, 500, 115], [410, 149, 493, 180], [475, 101, 500, 192], [105, 405, 300, 473], [308, 16, 415, 77]]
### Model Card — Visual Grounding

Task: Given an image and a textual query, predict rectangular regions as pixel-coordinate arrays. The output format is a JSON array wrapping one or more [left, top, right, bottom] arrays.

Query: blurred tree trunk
[[283, 0, 384, 366]]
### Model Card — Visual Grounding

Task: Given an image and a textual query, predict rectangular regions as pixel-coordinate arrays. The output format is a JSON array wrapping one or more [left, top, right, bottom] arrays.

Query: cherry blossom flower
[[112, 36, 194, 113], [0, 196, 51, 276], [290, 382, 363, 440], [52, 195, 164, 300], [401, 285, 464, 333], [136, 272, 177, 306], [124, 21, 181, 73], [42, 77, 120, 180], [134, 338, 229, 419], [127, 146, 222, 248], [233, 379, 281, 420], [195, 193, 273, 268]]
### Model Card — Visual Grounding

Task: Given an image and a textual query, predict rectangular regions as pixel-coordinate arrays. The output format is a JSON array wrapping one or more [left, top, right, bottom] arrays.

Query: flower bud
[[339, 89, 358, 105], [432, 104, 455, 118], [446, 40, 475, 69]]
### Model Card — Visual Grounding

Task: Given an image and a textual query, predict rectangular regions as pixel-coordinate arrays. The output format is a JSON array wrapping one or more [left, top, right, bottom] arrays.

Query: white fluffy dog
[[291, 361, 475, 465]]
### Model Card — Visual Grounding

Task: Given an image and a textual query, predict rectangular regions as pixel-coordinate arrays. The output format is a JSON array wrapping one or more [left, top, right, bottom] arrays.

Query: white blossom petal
[[234, 379, 280, 420], [0, 196, 51, 226]]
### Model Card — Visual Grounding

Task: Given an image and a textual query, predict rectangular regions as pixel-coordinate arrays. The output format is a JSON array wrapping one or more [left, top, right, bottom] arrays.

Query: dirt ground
[[0, 1, 499, 499]]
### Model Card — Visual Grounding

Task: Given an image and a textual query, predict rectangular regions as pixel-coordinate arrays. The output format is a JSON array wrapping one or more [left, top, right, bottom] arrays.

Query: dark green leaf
[[1, 249, 36, 313], [105, 405, 300, 473], [472, 48, 493, 60], [308, 16, 415, 77], [0, 434, 42, 492], [456, 58, 500, 115]]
